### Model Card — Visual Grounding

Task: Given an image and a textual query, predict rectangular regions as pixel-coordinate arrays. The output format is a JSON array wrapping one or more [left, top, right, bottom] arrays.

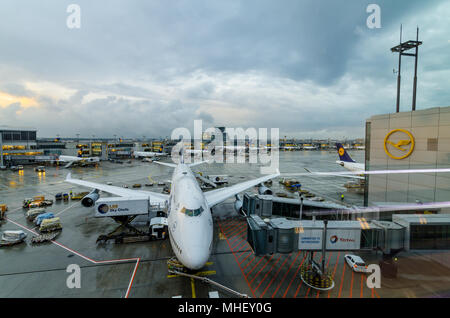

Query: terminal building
[[0, 126, 43, 166], [365, 106, 450, 214]]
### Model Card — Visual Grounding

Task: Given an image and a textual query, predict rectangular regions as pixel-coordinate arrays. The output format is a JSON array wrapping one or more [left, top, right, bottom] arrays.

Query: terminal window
[[410, 224, 450, 249], [427, 138, 438, 151]]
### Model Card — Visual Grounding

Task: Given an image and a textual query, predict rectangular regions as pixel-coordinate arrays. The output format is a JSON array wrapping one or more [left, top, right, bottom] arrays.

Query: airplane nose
[[182, 244, 210, 270]]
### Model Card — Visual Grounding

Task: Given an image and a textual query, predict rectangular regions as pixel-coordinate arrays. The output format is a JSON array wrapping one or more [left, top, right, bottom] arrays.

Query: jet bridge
[[247, 214, 450, 256], [242, 193, 349, 220], [246, 216, 384, 256]]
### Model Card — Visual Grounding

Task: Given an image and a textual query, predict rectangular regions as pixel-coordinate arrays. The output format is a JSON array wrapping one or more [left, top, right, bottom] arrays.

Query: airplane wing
[[188, 160, 210, 167], [204, 170, 280, 207], [64, 161, 75, 169], [303, 168, 364, 180], [154, 161, 177, 168], [196, 173, 217, 188], [154, 160, 210, 168], [65, 173, 169, 203]]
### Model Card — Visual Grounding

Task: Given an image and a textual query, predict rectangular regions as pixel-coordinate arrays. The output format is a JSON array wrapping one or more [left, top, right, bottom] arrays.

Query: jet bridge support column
[[299, 220, 334, 292], [322, 220, 328, 273]]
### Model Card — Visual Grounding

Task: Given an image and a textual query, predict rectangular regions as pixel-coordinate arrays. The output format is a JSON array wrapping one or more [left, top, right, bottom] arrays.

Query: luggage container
[[39, 217, 62, 232], [26, 208, 46, 221], [70, 192, 89, 200], [35, 212, 55, 225], [2, 230, 27, 242], [33, 195, 45, 202]]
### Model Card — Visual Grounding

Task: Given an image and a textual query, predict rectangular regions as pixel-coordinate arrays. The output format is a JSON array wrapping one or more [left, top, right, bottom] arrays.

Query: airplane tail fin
[[335, 143, 355, 163]]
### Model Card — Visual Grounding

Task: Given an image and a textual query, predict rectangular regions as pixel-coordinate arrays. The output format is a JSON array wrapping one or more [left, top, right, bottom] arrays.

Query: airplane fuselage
[[167, 164, 214, 270], [59, 155, 100, 162], [134, 151, 167, 158], [336, 160, 365, 173]]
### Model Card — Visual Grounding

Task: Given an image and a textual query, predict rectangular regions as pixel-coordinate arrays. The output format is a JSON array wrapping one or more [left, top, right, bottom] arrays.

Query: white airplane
[[302, 143, 365, 180], [65, 156, 279, 270], [215, 145, 266, 154], [302, 145, 318, 150], [335, 143, 365, 173], [281, 145, 300, 151], [184, 149, 209, 155], [58, 155, 100, 168], [133, 151, 168, 159]]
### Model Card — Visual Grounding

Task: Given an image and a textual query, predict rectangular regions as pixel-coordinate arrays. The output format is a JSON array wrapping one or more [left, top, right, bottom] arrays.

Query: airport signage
[[384, 129, 415, 160], [94, 197, 149, 217], [298, 228, 361, 250]]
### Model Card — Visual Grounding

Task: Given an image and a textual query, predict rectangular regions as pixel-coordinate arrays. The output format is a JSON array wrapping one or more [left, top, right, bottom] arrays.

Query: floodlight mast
[[391, 25, 422, 113]]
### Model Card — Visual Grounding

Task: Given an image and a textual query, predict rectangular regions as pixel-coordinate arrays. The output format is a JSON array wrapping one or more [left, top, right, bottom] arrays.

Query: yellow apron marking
[[191, 278, 196, 298]]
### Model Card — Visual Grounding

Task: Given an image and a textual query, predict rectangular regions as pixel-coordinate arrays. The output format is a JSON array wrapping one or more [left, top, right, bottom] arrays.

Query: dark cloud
[[0, 0, 448, 138], [0, 83, 34, 97]]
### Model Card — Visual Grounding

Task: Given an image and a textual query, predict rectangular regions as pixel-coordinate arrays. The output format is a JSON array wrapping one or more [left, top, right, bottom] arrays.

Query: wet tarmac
[[0, 150, 449, 298]]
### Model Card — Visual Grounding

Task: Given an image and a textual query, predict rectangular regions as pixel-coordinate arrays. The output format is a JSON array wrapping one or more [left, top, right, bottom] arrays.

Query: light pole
[[391, 25, 422, 112], [0, 131, 3, 167], [299, 193, 303, 221]]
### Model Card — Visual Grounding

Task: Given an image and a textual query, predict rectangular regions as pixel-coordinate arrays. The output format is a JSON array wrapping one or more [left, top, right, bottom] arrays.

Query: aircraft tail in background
[[336, 143, 355, 163]]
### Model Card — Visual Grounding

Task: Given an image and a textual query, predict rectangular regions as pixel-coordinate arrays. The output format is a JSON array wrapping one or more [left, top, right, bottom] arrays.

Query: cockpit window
[[180, 206, 204, 217]]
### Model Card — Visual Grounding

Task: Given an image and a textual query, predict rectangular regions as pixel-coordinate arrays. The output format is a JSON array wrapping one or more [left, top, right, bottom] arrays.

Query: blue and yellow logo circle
[[330, 235, 338, 244], [98, 204, 109, 214]]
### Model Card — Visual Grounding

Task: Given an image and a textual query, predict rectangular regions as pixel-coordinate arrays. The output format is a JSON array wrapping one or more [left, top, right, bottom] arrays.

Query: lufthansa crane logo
[[338, 147, 345, 156], [384, 129, 415, 160], [98, 204, 109, 214]]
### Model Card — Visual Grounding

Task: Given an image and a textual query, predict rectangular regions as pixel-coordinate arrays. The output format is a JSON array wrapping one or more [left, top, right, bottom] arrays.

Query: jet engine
[[234, 195, 246, 217], [81, 189, 100, 207], [258, 185, 273, 195]]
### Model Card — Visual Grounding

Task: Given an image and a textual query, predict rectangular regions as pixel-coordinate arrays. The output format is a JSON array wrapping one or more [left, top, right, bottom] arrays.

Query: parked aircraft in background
[[58, 155, 100, 168]]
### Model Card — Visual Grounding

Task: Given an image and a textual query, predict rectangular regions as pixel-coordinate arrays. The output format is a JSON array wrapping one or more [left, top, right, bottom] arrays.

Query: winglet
[[66, 173, 72, 181]]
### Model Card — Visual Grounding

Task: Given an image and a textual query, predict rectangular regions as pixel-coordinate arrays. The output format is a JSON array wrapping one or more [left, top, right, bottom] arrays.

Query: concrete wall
[[366, 107, 450, 212]]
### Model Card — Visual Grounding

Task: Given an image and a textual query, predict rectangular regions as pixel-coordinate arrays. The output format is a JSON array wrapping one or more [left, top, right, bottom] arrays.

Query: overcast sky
[[0, 0, 448, 139]]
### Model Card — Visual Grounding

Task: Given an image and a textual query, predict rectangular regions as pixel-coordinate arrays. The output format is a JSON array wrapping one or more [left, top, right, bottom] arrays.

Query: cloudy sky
[[0, 0, 449, 139]]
